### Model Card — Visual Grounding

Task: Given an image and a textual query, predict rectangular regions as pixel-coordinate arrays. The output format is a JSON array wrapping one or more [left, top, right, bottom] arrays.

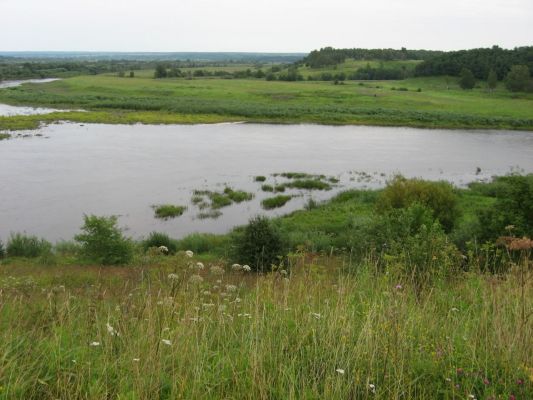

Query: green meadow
[[1, 70, 533, 131]]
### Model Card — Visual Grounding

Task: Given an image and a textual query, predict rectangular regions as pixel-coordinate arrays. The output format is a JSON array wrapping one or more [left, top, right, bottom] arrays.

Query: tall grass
[[0, 253, 531, 399]]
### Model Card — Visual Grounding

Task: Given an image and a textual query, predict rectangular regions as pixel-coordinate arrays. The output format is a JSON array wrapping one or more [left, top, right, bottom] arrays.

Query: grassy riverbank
[[1, 175, 532, 398], [1, 74, 533, 131]]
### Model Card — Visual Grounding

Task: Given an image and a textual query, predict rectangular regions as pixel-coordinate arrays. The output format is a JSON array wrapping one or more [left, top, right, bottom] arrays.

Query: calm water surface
[[1, 122, 532, 241], [0, 79, 66, 116]]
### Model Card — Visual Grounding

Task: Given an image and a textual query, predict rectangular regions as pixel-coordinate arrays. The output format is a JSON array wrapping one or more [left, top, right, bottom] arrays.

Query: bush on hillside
[[142, 232, 178, 254], [233, 216, 284, 272], [6, 233, 52, 258], [75, 215, 133, 265], [376, 176, 459, 232]]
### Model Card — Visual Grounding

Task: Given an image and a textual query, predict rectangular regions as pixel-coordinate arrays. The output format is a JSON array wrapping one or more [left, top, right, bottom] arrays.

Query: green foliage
[[74, 215, 133, 265], [254, 175, 267, 182], [153, 204, 187, 219], [458, 68, 475, 89], [0, 133, 10, 140], [505, 65, 531, 92], [0, 239, 5, 258], [487, 69, 498, 91], [470, 174, 533, 242], [261, 184, 274, 192], [6, 233, 52, 258], [176, 233, 230, 255], [234, 216, 284, 271], [142, 232, 178, 254], [376, 176, 459, 232], [261, 195, 292, 210], [286, 179, 331, 191], [154, 64, 167, 79], [223, 187, 254, 203]]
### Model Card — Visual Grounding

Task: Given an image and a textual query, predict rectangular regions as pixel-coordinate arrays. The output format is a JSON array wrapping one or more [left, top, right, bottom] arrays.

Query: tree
[[75, 215, 133, 265], [129, 71, 135, 78], [487, 69, 498, 92], [154, 64, 167, 79], [505, 65, 530, 92], [458, 68, 475, 89]]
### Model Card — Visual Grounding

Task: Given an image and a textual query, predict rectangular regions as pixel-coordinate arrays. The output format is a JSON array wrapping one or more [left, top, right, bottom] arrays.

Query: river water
[[0, 122, 532, 241]]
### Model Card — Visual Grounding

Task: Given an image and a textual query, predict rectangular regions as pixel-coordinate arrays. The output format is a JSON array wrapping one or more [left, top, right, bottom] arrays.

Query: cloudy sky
[[1, 0, 531, 52]]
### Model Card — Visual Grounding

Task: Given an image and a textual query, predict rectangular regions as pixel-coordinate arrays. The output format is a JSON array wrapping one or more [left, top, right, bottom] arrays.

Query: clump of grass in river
[[153, 204, 187, 219], [261, 195, 293, 209]]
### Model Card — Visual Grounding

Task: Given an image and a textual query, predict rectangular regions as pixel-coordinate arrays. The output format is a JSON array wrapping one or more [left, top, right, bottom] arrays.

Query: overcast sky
[[1, 0, 532, 52]]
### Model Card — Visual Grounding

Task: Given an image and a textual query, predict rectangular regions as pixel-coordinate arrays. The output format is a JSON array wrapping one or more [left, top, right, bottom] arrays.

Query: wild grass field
[[1, 71, 533, 132], [1, 175, 532, 399]]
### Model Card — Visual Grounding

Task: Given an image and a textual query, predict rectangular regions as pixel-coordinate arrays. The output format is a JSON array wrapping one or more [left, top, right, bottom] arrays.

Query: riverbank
[[1, 75, 533, 132]]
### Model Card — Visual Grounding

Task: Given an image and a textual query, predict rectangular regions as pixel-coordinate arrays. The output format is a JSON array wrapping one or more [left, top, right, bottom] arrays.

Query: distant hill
[[0, 51, 305, 63]]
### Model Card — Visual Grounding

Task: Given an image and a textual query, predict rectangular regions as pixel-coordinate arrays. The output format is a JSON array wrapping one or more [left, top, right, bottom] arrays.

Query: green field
[[1, 71, 533, 131], [1, 176, 532, 399]]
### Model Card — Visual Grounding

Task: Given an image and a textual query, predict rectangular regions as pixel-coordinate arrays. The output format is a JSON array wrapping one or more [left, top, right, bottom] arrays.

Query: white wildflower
[[168, 273, 179, 281], [242, 265, 251, 272], [451, 307, 459, 312], [311, 312, 321, 320], [202, 290, 211, 296], [89, 341, 101, 347], [196, 262, 205, 270], [210, 266, 225, 276], [133, 358, 140, 362], [218, 304, 227, 312], [225, 284, 237, 292], [336, 368, 345, 375], [106, 322, 119, 337], [158, 245, 169, 254], [231, 263, 242, 271], [185, 250, 194, 258], [162, 339, 172, 346], [188, 274, 204, 285], [369, 383, 376, 394], [280, 270, 288, 276]]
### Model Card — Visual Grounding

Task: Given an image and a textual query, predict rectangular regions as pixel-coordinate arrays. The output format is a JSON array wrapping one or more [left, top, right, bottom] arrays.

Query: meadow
[[1, 70, 533, 132], [1, 175, 532, 399]]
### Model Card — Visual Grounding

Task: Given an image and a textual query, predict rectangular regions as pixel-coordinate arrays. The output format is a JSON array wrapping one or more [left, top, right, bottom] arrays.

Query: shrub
[[261, 195, 292, 210], [0, 239, 5, 258], [143, 232, 178, 254], [54, 240, 81, 256], [6, 233, 52, 258], [234, 216, 284, 271], [176, 233, 229, 254], [75, 215, 133, 265], [376, 175, 459, 232], [153, 204, 186, 219]]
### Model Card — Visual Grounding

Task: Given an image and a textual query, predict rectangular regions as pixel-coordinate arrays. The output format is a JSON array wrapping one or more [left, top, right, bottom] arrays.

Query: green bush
[[234, 216, 284, 271], [376, 175, 459, 232], [143, 232, 178, 254], [54, 240, 81, 256], [153, 204, 187, 219], [75, 215, 133, 265], [254, 176, 267, 182], [176, 233, 230, 255], [0, 239, 5, 258], [6, 233, 52, 258]]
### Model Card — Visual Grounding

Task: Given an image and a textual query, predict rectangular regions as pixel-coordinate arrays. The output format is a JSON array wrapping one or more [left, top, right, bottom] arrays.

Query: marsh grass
[[0, 133, 10, 140], [153, 204, 187, 219], [0, 254, 531, 399], [262, 195, 293, 209], [286, 179, 332, 191]]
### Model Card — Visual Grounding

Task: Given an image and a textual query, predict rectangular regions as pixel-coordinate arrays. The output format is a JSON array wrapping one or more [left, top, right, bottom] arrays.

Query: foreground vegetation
[[1, 175, 532, 398], [1, 73, 533, 132]]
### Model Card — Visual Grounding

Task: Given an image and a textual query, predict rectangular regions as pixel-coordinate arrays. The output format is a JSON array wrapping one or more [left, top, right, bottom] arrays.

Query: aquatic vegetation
[[261, 195, 293, 209], [191, 187, 254, 212], [0, 133, 10, 140], [254, 175, 267, 182], [261, 184, 274, 192], [223, 187, 254, 203], [197, 210, 223, 219], [285, 179, 332, 191], [153, 204, 187, 219]]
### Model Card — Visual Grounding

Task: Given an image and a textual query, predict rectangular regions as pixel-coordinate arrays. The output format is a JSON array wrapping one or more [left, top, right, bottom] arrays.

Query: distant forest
[[300, 47, 443, 68]]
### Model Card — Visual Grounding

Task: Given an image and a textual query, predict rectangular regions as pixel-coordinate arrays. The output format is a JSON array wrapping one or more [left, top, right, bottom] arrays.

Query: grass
[[0, 133, 10, 140], [262, 195, 293, 209], [153, 204, 187, 219], [286, 179, 332, 191], [254, 175, 267, 182], [0, 254, 531, 398], [1, 73, 532, 131]]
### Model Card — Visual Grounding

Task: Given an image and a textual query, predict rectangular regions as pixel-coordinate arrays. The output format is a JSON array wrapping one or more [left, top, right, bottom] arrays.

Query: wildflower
[[225, 284, 237, 292], [133, 358, 140, 362], [162, 339, 172, 346], [336, 368, 345, 375], [185, 250, 194, 258], [468, 395, 476, 400], [280, 269, 288, 276], [483, 378, 490, 385], [231, 263, 242, 271], [451, 307, 459, 312], [311, 312, 321, 320], [218, 304, 227, 312], [168, 273, 179, 281], [89, 341, 101, 347], [188, 274, 204, 285], [395, 284, 403, 290], [202, 290, 211, 296], [196, 262, 205, 270], [242, 265, 251, 272], [369, 383, 376, 394], [158, 245, 169, 254], [106, 323, 119, 337], [210, 266, 224, 276]]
